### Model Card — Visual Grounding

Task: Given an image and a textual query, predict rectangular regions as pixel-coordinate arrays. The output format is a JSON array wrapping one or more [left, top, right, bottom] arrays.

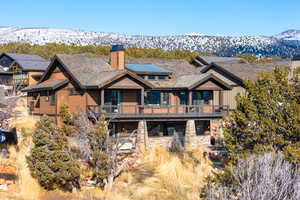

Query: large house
[[23, 45, 276, 149], [0, 53, 50, 89]]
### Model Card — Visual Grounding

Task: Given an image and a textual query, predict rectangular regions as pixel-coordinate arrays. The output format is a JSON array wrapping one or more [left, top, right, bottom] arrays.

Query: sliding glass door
[[192, 91, 213, 105]]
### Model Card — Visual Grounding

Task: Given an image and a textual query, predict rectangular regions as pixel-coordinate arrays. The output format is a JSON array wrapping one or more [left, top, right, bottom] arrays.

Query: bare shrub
[[169, 131, 183, 152], [205, 152, 300, 200]]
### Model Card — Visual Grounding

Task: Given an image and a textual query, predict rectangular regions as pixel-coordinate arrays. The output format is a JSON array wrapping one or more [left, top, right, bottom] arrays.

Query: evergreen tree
[[59, 104, 76, 136], [87, 114, 111, 187], [224, 67, 300, 164], [26, 117, 80, 191]]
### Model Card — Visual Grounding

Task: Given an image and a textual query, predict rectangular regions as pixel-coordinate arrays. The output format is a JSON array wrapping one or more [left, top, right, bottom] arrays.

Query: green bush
[[26, 117, 80, 191]]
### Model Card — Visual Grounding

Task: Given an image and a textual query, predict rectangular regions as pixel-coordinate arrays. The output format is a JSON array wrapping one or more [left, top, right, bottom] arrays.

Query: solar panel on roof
[[125, 64, 171, 73]]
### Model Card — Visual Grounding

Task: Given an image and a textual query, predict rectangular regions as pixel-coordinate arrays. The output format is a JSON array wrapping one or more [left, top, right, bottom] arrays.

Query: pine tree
[[26, 117, 80, 191], [59, 104, 75, 136], [224, 67, 300, 164], [87, 114, 111, 187]]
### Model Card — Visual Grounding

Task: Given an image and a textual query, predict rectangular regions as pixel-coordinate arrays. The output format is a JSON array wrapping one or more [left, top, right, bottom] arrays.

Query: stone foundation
[[134, 119, 223, 150]]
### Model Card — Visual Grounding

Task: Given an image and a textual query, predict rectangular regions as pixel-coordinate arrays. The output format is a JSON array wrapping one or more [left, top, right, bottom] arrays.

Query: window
[[178, 91, 188, 105], [148, 75, 156, 80], [192, 91, 213, 105], [50, 93, 56, 106], [158, 75, 166, 80], [145, 91, 170, 106], [104, 90, 121, 105], [139, 75, 145, 79], [161, 92, 170, 105], [195, 120, 210, 135], [145, 91, 160, 105]]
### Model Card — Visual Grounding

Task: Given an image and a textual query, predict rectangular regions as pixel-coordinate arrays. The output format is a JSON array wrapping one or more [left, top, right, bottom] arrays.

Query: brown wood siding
[[46, 72, 68, 82], [213, 91, 220, 105], [195, 80, 224, 91], [223, 86, 245, 109], [87, 90, 100, 105], [108, 76, 143, 89], [28, 72, 41, 85], [121, 90, 138, 114]]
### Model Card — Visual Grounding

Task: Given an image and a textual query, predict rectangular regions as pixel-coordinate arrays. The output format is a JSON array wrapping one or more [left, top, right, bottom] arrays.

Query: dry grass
[[110, 147, 214, 200], [1, 97, 41, 200], [2, 98, 214, 200]]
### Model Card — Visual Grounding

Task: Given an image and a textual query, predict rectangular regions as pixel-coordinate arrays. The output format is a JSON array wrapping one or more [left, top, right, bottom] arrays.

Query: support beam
[[101, 89, 104, 105], [141, 88, 144, 105], [188, 91, 192, 105], [219, 91, 223, 106]]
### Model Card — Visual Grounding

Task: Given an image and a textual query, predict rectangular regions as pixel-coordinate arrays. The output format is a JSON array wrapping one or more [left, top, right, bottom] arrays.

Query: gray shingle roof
[[205, 62, 275, 80], [22, 79, 68, 92], [172, 74, 210, 88], [55, 54, 117, 86], [195, 56, 247, 66], [125, 57, 198, 77], [2, 53, 50, 71]]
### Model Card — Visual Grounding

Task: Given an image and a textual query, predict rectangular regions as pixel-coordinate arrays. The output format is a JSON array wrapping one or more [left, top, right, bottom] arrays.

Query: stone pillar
[[184, 120, 197, 148], [137, 120, 149, 150]]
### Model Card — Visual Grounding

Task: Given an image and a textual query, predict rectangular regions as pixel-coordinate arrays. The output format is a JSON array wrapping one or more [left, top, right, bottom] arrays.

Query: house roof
[[200, 62, 275, 81], [0, 53, 50, 71], [173, 73, 232, 89], [194, 56, 247, 66], [22, 79, 68, 92], [146, 73, 232, 90], [125, 57, 198, 77], [40, 54, 154, 89]]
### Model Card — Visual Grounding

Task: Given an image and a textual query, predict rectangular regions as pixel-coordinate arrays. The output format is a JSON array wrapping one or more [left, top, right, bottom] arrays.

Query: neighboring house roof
[[265, 61, 291, 66], [0, 66, 12, 75], [292, 54, 300, 61], [0, 53, 50, 72], [22, 79, 68, 92], [39, 54, 153, 89], [193, 56, 247, 66]]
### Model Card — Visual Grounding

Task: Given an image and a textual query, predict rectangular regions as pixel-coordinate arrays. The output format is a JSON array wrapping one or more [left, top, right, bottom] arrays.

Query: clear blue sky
[[1, 0, 299, 36]]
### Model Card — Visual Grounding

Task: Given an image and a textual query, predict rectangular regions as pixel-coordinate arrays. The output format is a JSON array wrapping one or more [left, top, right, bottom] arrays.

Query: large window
[[192, 91, 213, 105], [105, 90, 121, 105], [145, 91, 170, 106], [178, 91, 188, 105]]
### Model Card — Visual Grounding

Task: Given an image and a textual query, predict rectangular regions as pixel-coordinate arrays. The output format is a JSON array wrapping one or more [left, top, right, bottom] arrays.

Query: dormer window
[[148, 75, 156, 80], [158, 75, 167, 80]]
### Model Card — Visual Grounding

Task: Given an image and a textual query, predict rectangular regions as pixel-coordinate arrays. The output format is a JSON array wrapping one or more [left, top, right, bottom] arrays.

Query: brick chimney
[[109, 45, 125, 70]]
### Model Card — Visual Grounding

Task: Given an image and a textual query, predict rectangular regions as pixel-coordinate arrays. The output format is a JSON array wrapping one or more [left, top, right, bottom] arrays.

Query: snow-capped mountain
[[274, 29, 300, 40], [0, 26, 300, 57]]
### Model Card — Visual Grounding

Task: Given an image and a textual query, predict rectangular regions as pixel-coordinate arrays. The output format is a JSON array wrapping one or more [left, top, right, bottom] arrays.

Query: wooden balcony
[[87, 104, 229, 120]]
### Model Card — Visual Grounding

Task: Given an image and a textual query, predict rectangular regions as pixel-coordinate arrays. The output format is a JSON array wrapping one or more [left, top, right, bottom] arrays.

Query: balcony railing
[[87, 104, 229, 118]]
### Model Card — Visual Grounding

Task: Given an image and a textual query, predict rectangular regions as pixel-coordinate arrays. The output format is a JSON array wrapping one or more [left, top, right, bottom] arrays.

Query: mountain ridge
[[0, 26, 299, 57]]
